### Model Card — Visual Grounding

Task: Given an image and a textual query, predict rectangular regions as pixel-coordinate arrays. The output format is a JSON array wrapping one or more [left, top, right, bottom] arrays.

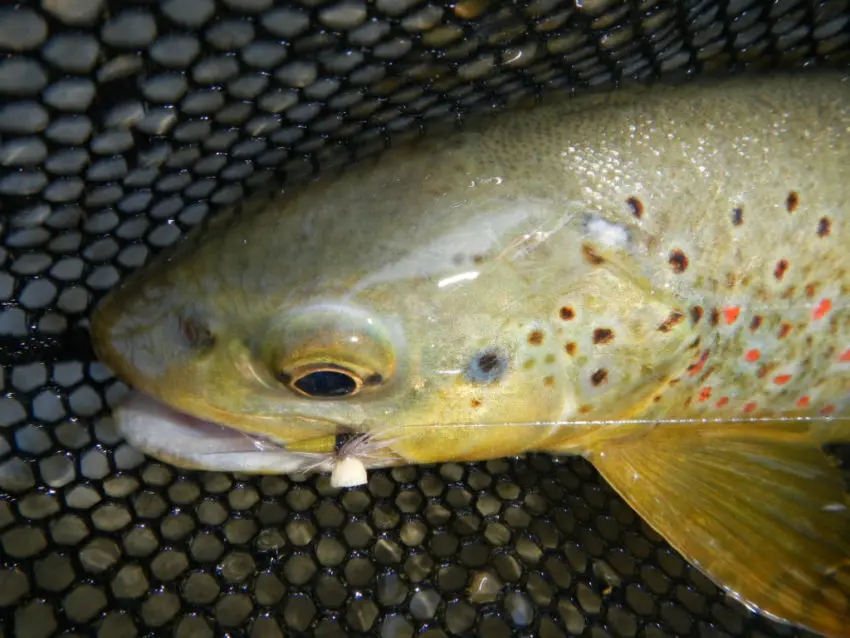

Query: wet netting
[[1, 1, 849, 637]]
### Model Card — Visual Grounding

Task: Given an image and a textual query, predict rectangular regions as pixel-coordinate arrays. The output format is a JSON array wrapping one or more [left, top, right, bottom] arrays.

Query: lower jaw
[[112, 390, 406, 475], [112, 390, 336, 474]]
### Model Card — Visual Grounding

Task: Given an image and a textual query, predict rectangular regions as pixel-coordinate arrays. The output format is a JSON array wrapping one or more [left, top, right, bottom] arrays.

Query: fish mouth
[[113, 390, 346, 474]]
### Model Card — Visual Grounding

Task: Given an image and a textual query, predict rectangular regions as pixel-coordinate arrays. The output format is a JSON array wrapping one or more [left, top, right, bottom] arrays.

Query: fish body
[[92, 73, 850, 636]]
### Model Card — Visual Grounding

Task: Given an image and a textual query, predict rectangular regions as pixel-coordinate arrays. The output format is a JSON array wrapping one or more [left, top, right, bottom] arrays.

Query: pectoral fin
[[585, 422, 850, 637]]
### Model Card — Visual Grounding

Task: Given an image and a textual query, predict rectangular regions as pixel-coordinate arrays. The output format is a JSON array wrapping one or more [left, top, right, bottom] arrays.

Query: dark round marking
[[749, 315, 762, 331], [774, 259, 789, 281], [543, 375, 554, 387], [565, 342, 577, 356], [804, 283, 817, 298], [626, 197, 643, 219], [778, 323, 791, 339], [709, 308, 720, 326], [470, 399, 482, 408], [464, 348, 508, 385], [652, 395, 662, 403], [293, 369, 358, 398], [658, 311, 684, 333], [690, 306, 703, 324], [582, 243, 605, 266], [179, 315, 215, 350], [786, 191, 799, 212], [559, 306, 575, 321], [731, 207, 743, 226], [668, 249, 688, 274], [472, 254, 485, 264], [578, 405, 593, 414], [590, 369, 608, 386], [592, 328, 614, 344], [528, 330, 544, 345], [817, 217, 831, 237], [364, 373, 383, 386]]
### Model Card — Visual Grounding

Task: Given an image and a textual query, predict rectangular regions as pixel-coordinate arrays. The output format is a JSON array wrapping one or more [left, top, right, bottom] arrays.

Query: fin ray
[[585, 422, 850, 637]]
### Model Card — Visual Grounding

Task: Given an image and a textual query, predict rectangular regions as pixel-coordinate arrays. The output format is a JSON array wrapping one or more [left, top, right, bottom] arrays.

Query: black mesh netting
[[1, 1, 849, 636]]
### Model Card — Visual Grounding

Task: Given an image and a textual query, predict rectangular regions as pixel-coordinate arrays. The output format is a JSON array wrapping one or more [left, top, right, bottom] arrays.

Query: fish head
[[90, 205, 580, 468]]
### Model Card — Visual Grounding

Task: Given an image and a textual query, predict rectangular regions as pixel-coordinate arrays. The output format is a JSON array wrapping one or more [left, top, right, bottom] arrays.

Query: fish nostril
[[178, 315, 215, 350]]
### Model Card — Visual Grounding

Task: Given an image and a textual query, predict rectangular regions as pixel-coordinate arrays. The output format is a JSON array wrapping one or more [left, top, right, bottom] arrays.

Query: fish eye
[[281, 365, 363, 398], [179, 315, 215, 350], [464, 348, 508, 384]]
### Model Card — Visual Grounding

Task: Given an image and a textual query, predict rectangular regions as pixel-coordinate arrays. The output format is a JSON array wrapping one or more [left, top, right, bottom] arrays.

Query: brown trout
[[91, 73, 850, 636]]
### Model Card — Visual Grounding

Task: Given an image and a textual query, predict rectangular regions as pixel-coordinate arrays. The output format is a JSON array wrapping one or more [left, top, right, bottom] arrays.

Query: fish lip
[[112, 389, 342, 473]]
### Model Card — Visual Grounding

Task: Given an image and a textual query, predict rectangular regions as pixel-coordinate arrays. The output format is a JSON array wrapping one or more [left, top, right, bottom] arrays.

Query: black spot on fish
[[592, 328, 614, 344], [591, 369, 608, 386], [559, 306, 575, 320], [465, 349, 508, 384], [627, 197, 643, 219], [786, 191, 799, 212], [710, 308, 720, 326], [658, 311, 685, 333], [818, 217, 831, 237], [669, 249, 688, 273], [774, 259, 789, 281], [528, 330, 544, 345], [732, 206, 743, 226], [690, 306, 703, 325]]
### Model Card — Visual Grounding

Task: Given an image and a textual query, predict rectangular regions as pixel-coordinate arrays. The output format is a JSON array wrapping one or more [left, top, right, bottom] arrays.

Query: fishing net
[[1, 0, 849, 636]]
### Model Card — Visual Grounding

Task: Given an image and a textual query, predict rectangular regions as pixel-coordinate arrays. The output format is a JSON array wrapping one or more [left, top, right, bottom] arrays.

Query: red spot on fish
[[722, 307, 740, 324], [698, 387, 712, 402], [795, 396, 810, 408], [820, 405, 835, 416], [715, 396, 729, 407], [839, 349, 850, 362], [778, 323, 791, 339], [812, 298, 832, 321], [773, 374, 792, 386], [743, 402, 757, 413], [744, 349, 760, 362]]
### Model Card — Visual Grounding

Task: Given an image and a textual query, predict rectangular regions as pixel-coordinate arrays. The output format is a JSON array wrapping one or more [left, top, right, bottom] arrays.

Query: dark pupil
[[294, 370, 357, 397]]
